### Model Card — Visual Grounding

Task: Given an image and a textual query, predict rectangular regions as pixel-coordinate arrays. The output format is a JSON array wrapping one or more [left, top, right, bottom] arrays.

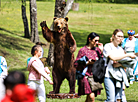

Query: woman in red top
[[74, 32, 103, 102]]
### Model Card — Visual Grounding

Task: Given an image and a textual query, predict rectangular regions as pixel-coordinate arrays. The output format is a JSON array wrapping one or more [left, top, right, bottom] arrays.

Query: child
[[27, 45, 53, 102]]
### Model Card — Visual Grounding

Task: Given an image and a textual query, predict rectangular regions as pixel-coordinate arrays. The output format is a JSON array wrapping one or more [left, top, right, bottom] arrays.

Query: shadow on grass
[[0, 27, 31, 50], [0, 27, 15, 34]]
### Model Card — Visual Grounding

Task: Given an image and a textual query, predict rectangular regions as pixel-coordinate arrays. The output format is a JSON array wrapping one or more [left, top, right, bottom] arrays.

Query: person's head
[[36, 42, 42, 46], [112, 29, 124, 45], [86, 32, 100, 48], [31, 45, 42, 57], [36, 42, 46, 46], [4, 71, 26, 97], [11, 84, 35, 102], [4, 71, 26, 90], [127, 30, 135, 40]]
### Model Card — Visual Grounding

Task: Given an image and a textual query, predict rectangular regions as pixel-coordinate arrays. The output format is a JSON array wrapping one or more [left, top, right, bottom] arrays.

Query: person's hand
[[113, 62, 122, 68], [127, 53, 136, 59], [113, 61, 126, 68], [135, 52, 138, 56], [97, 43, 103, 52], [49, 80, 53, 85], [86, 59, 95, 65], [45, 67, 50, 74]]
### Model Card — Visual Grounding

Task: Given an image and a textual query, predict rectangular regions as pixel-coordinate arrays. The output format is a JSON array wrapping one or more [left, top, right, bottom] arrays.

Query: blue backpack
[[27, 57, 32, 67]]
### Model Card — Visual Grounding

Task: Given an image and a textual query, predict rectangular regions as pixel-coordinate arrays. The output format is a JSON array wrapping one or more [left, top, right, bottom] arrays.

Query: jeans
[[104, 77, 123, 102]]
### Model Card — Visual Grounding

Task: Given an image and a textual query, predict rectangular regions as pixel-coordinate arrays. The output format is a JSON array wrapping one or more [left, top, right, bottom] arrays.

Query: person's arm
[[104, 43, 136, 61], [109, 53, 136, 61], [32, 61, 53, 84], [86, 59, 95, 65], [97, 43, 103, 53], [44, 67, 50, 74], [74, 49, 86, 71]]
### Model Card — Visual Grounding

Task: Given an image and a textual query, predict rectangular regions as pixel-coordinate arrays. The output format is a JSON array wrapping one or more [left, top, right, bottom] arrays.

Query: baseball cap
[[127, 30, 135, 35]]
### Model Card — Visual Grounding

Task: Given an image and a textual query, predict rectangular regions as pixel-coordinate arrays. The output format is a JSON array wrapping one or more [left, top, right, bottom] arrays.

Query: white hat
[[134, 33, 138, 37]]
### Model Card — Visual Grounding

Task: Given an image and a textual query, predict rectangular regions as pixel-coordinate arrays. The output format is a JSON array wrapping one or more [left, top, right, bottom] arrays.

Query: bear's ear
[[65, 17, 68, 22], [53, 17, 57, 20]]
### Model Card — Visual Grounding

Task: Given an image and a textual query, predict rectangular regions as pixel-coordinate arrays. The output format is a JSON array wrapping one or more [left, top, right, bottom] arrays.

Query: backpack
[[92, 51, 109, 83], [27, 57, 32, 67]]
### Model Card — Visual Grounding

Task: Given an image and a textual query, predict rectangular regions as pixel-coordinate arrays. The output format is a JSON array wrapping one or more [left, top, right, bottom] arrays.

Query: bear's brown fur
[[40, 17, 77, 94]]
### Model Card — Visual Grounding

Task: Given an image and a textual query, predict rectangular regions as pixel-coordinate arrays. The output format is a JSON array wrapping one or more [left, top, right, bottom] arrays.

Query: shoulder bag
[[87, 75, 103, 91]]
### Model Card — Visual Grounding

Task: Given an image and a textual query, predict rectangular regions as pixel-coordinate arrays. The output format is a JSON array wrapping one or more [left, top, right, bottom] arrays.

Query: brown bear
[[40, 17, 77, 94]]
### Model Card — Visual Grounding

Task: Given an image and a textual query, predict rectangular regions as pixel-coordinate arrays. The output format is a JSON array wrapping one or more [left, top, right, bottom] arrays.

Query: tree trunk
[[47, 0, 74, 66], [63, 0, 74, 18], [30, 0, 39, 43], [22, 0, 30, 38]]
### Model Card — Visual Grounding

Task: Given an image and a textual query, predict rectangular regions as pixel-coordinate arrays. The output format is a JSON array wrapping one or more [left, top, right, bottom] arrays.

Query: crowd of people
[[0, 30, 138, 102], [75, 29, 138, 102]]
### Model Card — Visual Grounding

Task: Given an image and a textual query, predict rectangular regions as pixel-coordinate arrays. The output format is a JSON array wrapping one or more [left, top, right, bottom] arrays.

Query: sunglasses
[[95, 40, 99, 42], [128, 34, 134, 36]]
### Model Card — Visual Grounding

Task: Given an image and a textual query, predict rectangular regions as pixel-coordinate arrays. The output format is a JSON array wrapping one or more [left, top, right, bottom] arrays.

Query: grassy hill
[[1, 1, 138, 102]]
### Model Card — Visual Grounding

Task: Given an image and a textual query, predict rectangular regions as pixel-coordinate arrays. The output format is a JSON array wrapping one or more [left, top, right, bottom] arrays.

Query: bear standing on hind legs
[[40, 17, 77, 94]]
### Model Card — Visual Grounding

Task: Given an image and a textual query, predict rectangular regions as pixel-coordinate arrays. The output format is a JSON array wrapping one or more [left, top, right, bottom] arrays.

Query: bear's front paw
[[40, 21, 47, 27], [69, 47, 74, 53]]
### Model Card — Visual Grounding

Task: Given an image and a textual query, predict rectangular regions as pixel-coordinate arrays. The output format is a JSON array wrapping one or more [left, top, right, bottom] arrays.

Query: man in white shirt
[[121, 30, 138, 84]]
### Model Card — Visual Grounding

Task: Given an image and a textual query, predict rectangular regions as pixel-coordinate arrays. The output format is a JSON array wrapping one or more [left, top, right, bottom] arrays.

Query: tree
[[22, 0, 30, 38], [47, 0, 74, 66], [30, 0, 39, 43]]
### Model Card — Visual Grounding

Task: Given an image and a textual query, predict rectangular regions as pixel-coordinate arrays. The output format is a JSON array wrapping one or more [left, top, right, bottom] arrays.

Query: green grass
[[1, 1, 138, 102]]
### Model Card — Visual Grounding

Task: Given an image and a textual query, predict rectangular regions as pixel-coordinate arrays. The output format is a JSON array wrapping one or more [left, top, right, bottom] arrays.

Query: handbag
[[87, 75, 103, 91]]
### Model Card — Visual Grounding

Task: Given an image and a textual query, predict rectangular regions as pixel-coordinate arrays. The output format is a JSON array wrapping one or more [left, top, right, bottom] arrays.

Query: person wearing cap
[[121, 30, 138, 83]]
